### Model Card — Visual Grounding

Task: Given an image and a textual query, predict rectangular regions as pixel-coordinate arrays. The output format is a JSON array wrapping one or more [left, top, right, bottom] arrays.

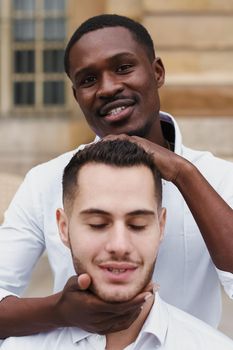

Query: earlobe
[[153, 57, 165, 88], [56, 208, 70, 249]]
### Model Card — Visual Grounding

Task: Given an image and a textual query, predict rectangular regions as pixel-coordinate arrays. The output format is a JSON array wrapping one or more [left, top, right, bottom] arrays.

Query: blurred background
[[0, 0, 232, 339]]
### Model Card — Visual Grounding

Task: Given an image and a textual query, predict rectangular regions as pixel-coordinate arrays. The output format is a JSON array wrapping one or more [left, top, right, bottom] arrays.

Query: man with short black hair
[[2, 140, 233, 349]]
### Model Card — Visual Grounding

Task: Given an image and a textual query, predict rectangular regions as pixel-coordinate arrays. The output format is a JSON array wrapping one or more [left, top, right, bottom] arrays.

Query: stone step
[[143, 15, 233, 50], [158, 50, 233, 76], [143, 0, 233, 13], [160, 83, 233, 117]]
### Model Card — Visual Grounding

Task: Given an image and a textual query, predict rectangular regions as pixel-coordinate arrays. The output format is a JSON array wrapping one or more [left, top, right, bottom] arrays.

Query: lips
[[99, 98, 135, 117], [99, 262, 138, 274]]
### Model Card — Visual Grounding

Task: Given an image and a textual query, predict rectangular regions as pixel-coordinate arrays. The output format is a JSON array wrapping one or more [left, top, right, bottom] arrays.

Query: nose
[[105, 223, 133, 258], [96, 72, 123, 99]]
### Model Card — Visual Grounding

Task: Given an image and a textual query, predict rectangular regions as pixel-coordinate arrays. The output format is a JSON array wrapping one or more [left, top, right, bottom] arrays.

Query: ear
[[56, 208, 70, 249], [158, 207, 166, 242], [152, 57, 165, 88]]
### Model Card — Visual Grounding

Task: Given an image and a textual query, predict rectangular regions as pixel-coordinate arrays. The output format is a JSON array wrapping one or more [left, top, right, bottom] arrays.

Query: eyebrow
[[80, 209, 110, 216], [79, 208, 155, 217], [74, 52, 136, 80]]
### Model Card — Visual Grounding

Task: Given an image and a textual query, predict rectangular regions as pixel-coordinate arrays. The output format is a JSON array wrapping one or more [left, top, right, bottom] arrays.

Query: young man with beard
[[0, 14, 232, 340], [1, 140, 233, 349]]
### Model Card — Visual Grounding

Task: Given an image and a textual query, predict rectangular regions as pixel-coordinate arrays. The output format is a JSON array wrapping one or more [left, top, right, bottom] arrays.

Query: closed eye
[[128, 224, 146, 231], [89, 223, 108, 230]]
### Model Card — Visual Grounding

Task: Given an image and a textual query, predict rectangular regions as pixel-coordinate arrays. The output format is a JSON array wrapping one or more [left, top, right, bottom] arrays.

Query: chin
[[92, 285, 138, 303], [126, 122, 153, 138]]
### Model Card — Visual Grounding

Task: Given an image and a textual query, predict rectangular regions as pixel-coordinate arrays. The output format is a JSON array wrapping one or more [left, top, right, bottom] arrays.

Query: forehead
[[69, 27, 148, 72], [73, 163, 157, 212]]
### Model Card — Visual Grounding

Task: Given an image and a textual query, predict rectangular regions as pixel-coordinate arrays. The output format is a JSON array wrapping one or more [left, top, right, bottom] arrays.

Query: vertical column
[[0, 0, 11, 115]]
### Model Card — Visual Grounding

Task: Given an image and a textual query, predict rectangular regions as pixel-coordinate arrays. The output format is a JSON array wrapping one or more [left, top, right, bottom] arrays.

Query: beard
[[70, 246, 156, 303]]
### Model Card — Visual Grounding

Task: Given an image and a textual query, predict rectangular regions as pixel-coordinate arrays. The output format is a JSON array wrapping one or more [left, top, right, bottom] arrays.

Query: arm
[[0, 275, 152, 339], [131, 136, 233, 272], [173, 158, 233, 272]]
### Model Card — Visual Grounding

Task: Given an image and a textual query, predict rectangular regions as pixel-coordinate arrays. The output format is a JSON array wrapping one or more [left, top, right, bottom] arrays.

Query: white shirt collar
[[94, 111, 183, 156], [69, 293, 169, 347], [70, 327, 90, 344], [159, 111, 182, 156], [134, 293, 169, 347]]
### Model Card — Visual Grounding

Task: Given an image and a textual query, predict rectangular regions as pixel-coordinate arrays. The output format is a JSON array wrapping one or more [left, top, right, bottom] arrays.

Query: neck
[[105, 294, 154, 350], [144, 112, 166, 147]]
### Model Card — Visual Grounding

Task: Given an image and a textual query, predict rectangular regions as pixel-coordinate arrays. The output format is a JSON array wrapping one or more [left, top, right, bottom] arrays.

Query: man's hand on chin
[[54, 274, 154, 334]]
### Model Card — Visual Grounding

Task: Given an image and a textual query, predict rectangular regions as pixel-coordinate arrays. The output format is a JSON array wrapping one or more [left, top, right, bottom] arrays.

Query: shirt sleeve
[[0, 169, 45, 299]]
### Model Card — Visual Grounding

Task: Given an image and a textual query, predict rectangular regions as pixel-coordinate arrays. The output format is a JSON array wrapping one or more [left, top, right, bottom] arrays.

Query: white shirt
[[1, 294, 233, 350], [0, 112, 232, 327]]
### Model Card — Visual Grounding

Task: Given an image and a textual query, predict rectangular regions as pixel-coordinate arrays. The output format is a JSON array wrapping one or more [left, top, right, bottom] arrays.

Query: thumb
[[78, 273, 92, 290]]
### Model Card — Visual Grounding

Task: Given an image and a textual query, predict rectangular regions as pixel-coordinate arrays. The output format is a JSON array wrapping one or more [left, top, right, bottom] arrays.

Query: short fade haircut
[[62, 140, 162, 212], [64, 14, 156, 77]]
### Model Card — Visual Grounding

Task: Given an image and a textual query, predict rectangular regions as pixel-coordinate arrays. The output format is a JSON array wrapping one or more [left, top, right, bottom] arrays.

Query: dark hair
[[62, 140, 162, 211], [64, 14, 155, 76]]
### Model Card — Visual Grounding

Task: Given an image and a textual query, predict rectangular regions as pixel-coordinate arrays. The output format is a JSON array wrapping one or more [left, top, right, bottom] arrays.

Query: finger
[[78, 274, 92, 290], [102, 134, 129, 142], [97, 307, 142, 334], [97, 292, 152, 315], [140, 281, 154, 294]]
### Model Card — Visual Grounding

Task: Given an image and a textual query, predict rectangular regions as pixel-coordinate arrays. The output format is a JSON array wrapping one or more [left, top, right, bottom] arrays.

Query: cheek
[[76, 90, 95, 112], [142, 237, 160, 263], [70, 236, 90, 258], [69, 230, 102, 264]]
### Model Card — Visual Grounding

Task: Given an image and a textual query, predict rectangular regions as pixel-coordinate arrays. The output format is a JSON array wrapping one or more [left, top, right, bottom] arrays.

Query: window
[[13, 19, 35, 41], [14, 81, 35, 105], [14, 50, 35, 73], [44, 18, 65, 41], [44, 0, 64, 11], [11, 0, 66, 109], [43, 49, 64, 73], [43, 81, 64, 105], [13, 0, 35, 12]]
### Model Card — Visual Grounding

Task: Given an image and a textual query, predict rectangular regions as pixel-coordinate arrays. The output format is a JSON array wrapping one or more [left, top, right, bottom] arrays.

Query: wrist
[[45, 291, 67, 328], [172, 159, 195, 187]]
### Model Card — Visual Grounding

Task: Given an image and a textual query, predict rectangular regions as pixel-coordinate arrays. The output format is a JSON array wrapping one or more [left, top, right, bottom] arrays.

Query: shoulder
[[23, 143, 90, 190], [182, 145, 233, 172], [27, 147, 82, 180], [1, 328, 73, 350], [165, 302, 233, 349], [182, 145, 233, 194]]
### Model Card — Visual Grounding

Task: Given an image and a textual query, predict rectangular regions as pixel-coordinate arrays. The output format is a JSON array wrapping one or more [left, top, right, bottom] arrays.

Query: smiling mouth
[[107, 106, 126, 116], [107, 267, 127, 274], [99, 97, 135, 118], [101, 104, 134, 124]]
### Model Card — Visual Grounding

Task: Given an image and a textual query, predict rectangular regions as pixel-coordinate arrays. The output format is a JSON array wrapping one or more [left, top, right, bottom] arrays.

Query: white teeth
[[108, 268, 126, 274], [108, 106, 126, 116]]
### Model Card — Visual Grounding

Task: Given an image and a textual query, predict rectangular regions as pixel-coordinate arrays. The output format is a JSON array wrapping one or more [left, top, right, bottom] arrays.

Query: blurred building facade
[[0, 0, 232, 175]]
